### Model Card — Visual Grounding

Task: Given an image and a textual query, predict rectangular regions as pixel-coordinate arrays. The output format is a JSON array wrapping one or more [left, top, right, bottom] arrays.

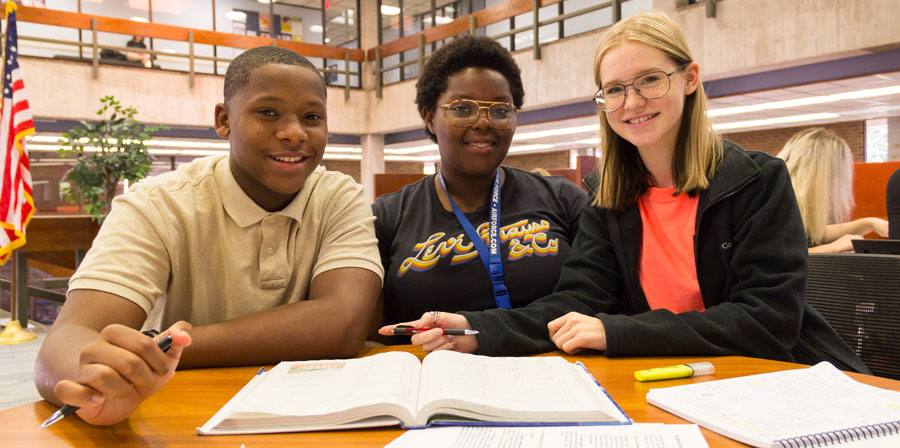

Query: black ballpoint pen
[[40, 335, 174, 429]]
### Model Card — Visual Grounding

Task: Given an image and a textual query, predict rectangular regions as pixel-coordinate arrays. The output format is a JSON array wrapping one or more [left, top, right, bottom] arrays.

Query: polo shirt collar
[[215, 157, 324, 227]]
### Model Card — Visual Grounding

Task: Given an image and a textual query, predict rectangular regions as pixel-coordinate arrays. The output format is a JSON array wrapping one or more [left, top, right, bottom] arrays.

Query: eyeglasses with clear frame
[[439, 99, 520, 129], [593, 65, 688, 113]]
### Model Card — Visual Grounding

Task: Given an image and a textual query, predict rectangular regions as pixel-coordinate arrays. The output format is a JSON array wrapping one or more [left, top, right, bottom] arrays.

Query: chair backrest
[[807, 253, 900, 380]]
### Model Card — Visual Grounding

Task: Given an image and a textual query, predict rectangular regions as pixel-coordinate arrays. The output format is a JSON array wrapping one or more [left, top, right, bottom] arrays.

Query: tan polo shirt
[[68, 155, 383, 330]]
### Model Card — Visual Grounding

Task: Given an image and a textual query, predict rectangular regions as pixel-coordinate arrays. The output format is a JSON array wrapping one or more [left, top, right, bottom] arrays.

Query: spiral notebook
[[646, 362, 900, 447]]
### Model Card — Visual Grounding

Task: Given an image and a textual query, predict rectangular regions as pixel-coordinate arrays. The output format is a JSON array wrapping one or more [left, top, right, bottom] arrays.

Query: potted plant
[[57, 95, 163, 222]]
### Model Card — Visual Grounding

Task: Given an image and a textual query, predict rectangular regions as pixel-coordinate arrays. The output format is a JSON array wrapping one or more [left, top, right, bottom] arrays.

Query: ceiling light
[[708, 84, 900, 117], [324, 146, 361, 153], [323, 154, 362, 160], [310, 25, 323, 33], [130, 16, 149, 23], [712, 113, 839, 131], [384, 144, 438, 155], [225, 11, 247, 22], [329, 16, 354, 25], [576, 138, 601, 145], [148, 149, 229, 157], [513, 124, 599, 141], [385, 154, 441, 162], [507, 144, 554, 153], [380, 5, 401, 16], [424, 16, 453, 25], [147, 140, 229, 148]]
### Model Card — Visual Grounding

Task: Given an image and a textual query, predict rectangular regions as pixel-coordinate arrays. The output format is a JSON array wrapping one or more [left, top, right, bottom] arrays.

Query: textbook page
[[384, 424, 710, 448], [415, 351, 629, 425], [646, 362, 900, 448], [199, 351, 422, 433]]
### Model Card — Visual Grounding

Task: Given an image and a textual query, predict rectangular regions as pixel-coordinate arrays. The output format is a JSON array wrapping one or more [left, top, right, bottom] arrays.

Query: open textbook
[[198, 350, 630, 435], [646, 362, 900, 448]]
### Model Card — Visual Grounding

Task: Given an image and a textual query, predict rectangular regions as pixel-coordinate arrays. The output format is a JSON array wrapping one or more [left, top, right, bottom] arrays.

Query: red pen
[[391, 326, 479, 336]]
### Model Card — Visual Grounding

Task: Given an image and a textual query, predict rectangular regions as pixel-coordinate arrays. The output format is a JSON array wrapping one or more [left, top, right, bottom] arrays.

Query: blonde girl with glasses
[[381, 11, 868, 373], [371, 35, 586, 344], [777, 127, 888, 253]]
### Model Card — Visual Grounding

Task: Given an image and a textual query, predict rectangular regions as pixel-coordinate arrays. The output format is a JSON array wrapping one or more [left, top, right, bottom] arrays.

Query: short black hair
[[224, 46, 325, 104], [415, 35, 525, 142]]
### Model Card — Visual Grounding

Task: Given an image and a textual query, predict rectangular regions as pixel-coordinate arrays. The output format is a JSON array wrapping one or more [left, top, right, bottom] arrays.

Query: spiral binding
[[774, 421, 900, 447]]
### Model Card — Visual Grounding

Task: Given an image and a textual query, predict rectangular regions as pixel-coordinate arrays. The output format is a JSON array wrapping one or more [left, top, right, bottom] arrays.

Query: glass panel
[[621, 0, 653, 19], [325, 0, 359, 88], [485, 0, 511, 51], [866, 118, 888, 163], [74, 0, 151, 66], [215, 1, 325, 78], [17, 1, 81, 59], [562, 0, 612, 38]]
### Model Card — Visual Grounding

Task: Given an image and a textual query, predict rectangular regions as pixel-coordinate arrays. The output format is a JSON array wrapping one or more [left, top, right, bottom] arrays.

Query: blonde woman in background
[[777, 128, 888, 253]]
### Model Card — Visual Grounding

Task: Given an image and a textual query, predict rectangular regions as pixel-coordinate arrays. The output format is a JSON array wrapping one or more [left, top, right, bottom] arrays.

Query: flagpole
[[0, 0, 36, 344]]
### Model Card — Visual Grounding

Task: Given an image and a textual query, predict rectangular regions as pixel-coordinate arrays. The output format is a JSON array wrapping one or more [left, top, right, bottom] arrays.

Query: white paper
[[384, 424, 710, 448], [646, 362, 900, 448]]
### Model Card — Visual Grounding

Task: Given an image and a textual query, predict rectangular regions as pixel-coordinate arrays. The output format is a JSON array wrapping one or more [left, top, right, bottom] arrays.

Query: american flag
[[0, 1, 35, 264]]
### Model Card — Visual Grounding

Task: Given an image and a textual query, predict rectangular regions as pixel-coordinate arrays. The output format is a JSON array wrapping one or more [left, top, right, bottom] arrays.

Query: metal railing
[[3, 3, 364, 100]]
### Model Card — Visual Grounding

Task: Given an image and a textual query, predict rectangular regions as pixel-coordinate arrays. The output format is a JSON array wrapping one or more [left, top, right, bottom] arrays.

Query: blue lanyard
[[438, 170, 511, 309]]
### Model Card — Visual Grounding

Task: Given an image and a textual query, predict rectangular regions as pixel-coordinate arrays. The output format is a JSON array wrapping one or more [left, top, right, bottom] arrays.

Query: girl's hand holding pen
[[378, 311, 479, 354], [51, 321, 192, 426]]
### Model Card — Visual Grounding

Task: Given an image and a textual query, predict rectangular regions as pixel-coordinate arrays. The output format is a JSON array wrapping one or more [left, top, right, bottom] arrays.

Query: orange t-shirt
[[637, 186, 705, 313]]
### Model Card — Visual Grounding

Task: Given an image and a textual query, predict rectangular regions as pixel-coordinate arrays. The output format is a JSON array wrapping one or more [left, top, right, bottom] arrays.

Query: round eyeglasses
[[439, 99, 519, 129], [593, 65, 688, 113]]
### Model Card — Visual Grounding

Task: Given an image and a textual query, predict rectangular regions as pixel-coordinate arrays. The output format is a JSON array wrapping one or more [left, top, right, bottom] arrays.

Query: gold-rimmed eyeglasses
[[439, 99, 520, 129], [593, 65, 688, 113]]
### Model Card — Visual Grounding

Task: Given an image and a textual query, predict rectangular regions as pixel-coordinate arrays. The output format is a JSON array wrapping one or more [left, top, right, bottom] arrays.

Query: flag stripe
[[0, 4, 36, 263]]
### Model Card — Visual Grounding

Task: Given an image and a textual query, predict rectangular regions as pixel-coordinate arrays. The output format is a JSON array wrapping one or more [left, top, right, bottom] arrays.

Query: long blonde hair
[[777, 128, 855, 245], [592, 11, 722, 210]]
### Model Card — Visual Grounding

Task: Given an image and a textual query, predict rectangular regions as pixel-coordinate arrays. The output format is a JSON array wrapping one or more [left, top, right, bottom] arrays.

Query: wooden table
[[4, 345, 900, 447]]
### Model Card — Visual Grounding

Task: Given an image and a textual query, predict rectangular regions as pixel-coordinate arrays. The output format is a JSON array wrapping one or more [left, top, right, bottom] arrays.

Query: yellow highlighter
[[634, 362, 714, 382]]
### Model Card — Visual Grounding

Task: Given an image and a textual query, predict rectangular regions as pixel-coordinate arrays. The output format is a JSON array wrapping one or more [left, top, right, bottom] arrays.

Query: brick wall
[[502, 150, 570, 171], [385, 161, 424, 174], [721, 121, 866, 161], [320, 160, 361, 183]]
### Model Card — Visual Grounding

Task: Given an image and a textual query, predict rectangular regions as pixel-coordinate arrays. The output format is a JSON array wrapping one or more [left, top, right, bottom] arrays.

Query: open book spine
[[774, 421, 900, 447], [575, 361, 632, 425]]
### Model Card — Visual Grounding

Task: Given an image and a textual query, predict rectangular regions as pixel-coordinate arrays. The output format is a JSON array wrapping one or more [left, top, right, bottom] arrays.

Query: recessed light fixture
[[323, 154, 361, 160], [385, 154, 441, 162], [513, 124, 599, 141], [384, 144, 439, 155], [712, 113, 839, 131], [225, 11, 247, 22], [708, 85, 900, 117], [310, 25, 324, 33], [508, 144, 554, 153], [130, 16, 149, 23], [380, 5, 401, 16]]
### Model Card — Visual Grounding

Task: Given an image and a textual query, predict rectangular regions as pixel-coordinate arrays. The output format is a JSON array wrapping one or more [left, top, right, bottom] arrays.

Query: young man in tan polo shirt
[[34, 46, 384, 426]]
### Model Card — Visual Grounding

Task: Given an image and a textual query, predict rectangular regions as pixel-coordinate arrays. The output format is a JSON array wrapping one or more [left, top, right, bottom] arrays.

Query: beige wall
[[23, 57, 373, 135], [658, 0, 900, 79], [24, 0, 900, 135]]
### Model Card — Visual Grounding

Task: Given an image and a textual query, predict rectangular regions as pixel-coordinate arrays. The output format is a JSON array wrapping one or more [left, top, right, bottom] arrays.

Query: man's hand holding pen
[[378, 311, 479, 354], [48, 321, 192, 427]]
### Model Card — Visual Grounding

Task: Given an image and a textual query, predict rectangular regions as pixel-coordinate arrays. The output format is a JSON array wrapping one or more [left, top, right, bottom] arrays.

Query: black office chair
[[806, 253, 900, 380]]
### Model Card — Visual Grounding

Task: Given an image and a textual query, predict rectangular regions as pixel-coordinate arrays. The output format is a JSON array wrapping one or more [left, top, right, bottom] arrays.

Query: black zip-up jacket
[[462, 142, 869, 373]]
